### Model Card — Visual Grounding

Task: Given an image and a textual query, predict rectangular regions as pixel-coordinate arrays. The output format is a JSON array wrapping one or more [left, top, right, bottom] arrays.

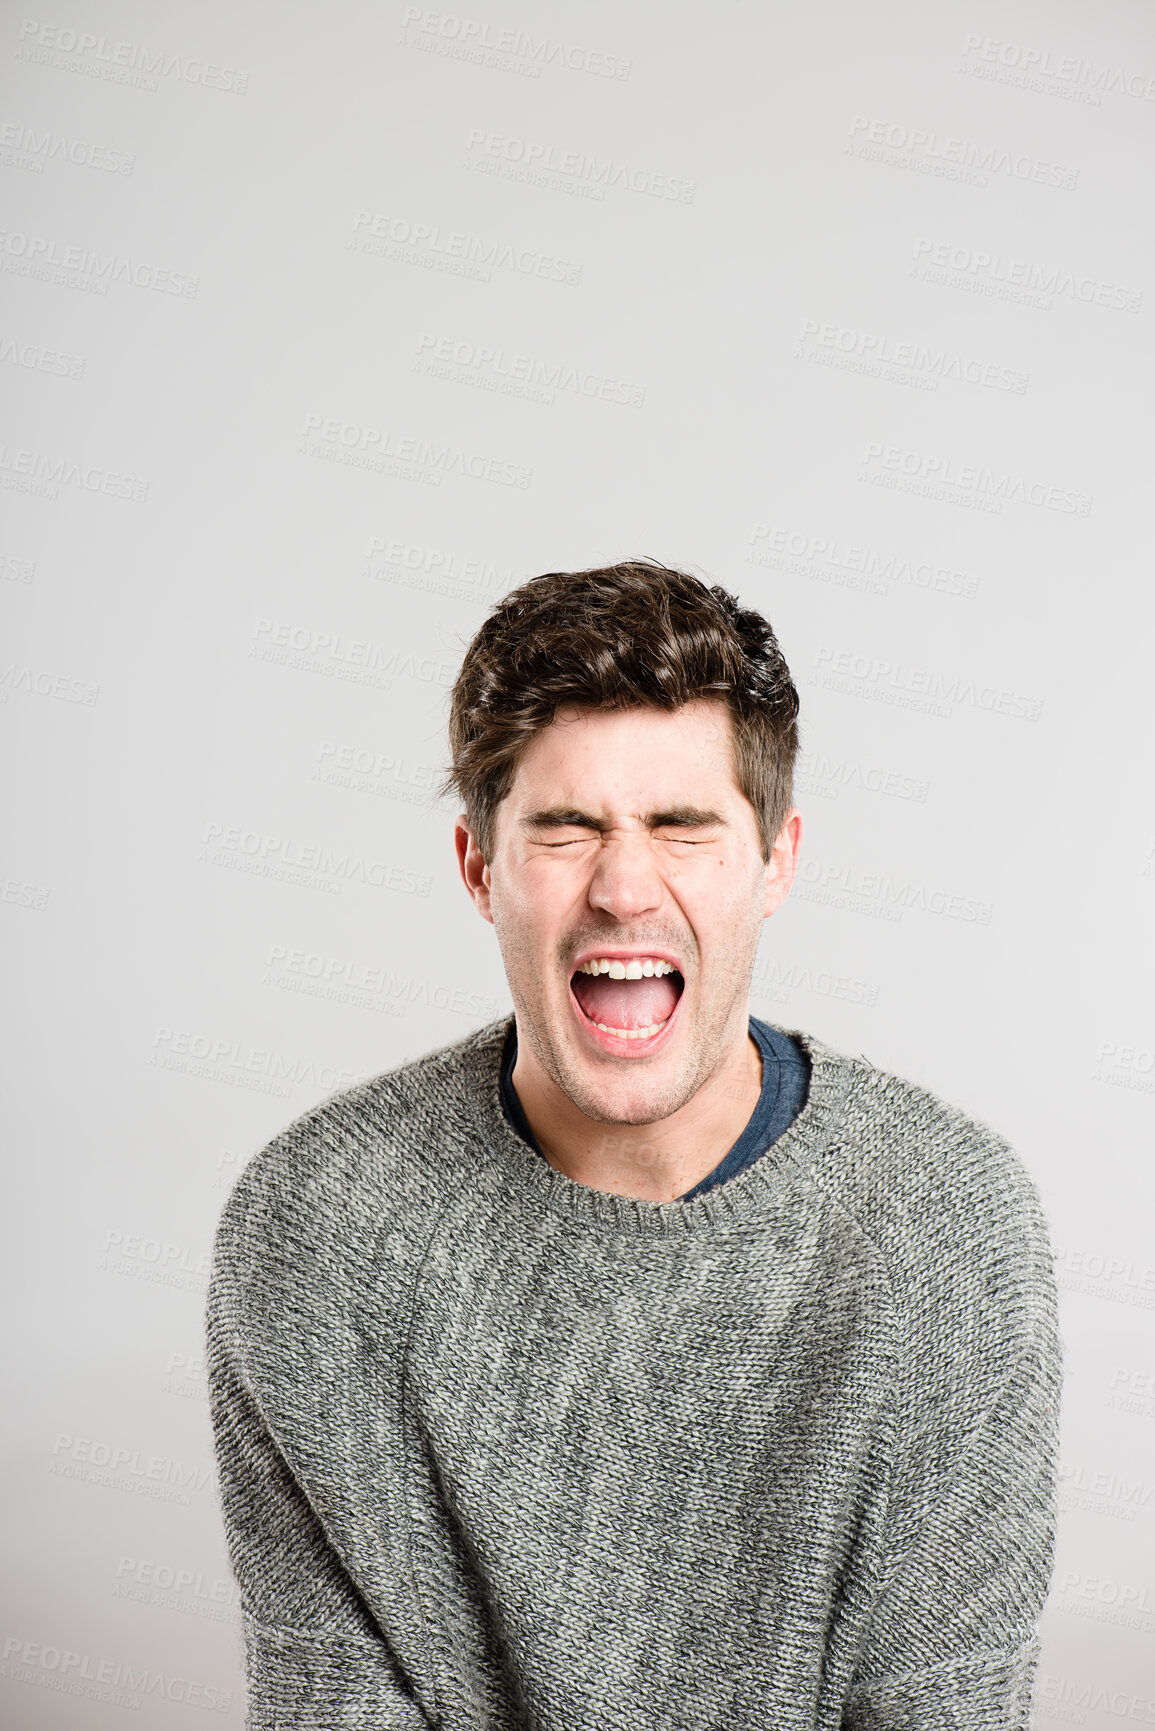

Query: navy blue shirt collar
[[498, 1016, 810, 1200]]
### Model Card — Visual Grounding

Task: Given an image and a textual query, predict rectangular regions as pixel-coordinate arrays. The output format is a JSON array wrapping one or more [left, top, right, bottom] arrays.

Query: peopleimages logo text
[[0, 443, 148, 502], [961, 34, 1155, 101], [299, 415, 531, 488], [797, 320, 1027, 393], [848, 115, 1078, 188], [399, 7, 631, 79], [351, 210, 582, 285], [0, 120, 135, 173], [464, 130, 696, 202], [0, 229, 198, 296], [15, 18, 248, 91], [861, 442, 1092, 516], [912, 238, 1141, 313]]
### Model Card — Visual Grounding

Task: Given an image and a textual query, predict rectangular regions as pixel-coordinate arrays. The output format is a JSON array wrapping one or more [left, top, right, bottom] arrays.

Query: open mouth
[[569, 955, 685, 1045]]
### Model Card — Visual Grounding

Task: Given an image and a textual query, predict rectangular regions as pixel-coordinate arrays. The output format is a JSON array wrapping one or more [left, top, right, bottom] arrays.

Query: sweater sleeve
[[842, 1162, 1062, 1730], [205, 1192, 432, 1730]]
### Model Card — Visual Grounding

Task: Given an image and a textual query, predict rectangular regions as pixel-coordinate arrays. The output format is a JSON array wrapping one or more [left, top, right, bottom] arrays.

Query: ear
[[455, 818, 494, 924], [763, 808, 802, 918]]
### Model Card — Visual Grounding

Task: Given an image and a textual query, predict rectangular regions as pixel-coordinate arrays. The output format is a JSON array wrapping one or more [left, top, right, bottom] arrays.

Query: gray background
[[2, 0, 1153, 1723]]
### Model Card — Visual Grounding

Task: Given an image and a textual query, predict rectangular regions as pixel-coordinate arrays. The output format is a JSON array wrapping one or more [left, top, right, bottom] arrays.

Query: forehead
[[507, 699, 740, 807]]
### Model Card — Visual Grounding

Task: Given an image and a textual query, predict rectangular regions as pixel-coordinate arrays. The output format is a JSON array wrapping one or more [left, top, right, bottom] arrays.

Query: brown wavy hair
[[442, 560, 800, 862]]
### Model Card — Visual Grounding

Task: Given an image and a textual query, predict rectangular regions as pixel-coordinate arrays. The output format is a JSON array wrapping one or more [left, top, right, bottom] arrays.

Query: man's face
[[455, 699, 800, 1127]]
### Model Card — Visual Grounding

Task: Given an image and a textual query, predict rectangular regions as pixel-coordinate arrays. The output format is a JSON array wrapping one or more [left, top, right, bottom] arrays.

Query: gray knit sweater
[[205, 1016, 1061, 1730]]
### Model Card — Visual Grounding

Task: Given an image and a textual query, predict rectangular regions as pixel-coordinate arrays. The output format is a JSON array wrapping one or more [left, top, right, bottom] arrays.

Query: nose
[[586, 833, 664, 923]]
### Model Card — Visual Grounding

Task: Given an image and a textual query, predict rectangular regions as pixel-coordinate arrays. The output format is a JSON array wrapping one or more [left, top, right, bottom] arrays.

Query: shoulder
[[801, 1031, 1048, 1248], [793, 1030, 1055, 1381], [209, 1014, 512, 1294]]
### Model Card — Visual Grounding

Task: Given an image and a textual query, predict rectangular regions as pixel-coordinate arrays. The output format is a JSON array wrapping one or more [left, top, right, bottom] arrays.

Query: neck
[[510, 1012, 763, 1202]]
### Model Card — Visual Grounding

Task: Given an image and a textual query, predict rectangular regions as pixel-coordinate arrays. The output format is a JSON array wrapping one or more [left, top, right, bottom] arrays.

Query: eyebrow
[[520, 804, 729, 833]]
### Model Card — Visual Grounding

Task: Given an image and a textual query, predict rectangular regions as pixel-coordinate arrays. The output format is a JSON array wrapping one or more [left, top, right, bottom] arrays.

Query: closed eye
[[655, 824, 722, 844], [536, 832, 713, 846], [522, 806, 728, 845]]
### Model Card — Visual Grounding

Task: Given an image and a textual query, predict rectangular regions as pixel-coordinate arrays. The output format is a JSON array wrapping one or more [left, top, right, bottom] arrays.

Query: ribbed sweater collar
[[458, 1014, 855, 1238]]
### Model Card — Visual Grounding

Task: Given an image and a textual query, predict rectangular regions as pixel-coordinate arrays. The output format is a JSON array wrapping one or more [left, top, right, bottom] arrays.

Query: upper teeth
[[576, 958, 676, 979]]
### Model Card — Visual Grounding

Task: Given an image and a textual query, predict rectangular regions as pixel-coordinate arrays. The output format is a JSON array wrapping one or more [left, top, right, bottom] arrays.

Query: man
[[206, 560, 1060, 1729]]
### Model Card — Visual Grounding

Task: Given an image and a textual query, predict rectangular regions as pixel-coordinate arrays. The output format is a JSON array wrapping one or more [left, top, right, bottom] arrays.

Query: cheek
[[675, 860, 765, 933], [494, 862, 575, 935], [667, 850, 752, 893]]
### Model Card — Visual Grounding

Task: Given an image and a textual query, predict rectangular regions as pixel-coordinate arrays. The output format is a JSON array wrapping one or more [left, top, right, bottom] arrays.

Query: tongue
[[571, 972, 681, 1031]]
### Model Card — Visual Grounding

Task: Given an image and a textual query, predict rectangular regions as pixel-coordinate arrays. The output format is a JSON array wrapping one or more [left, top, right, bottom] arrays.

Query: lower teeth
[[593, 1018, 668, 1040]]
